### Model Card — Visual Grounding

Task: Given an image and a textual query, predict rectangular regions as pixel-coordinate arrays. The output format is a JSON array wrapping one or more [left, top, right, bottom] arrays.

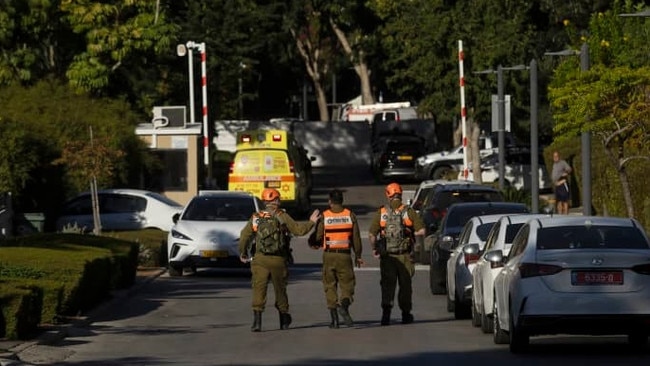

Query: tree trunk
[[330, 19, 375, 105], [469, 121, 482, 184], [313, 79, 330, 122], [601, 138, 635, 218]]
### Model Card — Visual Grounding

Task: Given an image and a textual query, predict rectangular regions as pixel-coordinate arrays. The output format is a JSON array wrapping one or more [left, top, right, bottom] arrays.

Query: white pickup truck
[[414, 132, 515, 180]]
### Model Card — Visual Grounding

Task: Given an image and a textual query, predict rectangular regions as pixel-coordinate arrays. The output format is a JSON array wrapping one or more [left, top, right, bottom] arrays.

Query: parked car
[[471, 213, 550, 333], [419, 182, 504, 234], [428, 201, 529, 295], [446, 213, 508, 320], [166, 190, 263, 276], [459, 148, 552, 192], [370, 134, 425, 182], [414, 132, 517, 180], [55, 189, 183, 232], [491, 215, 650, 353]]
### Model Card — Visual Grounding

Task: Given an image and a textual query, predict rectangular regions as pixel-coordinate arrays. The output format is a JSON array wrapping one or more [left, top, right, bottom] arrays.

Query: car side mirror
[[439, 235, 455, 251], [172, 212, 180, 224], [462, 243, 480, 255], [484, 249, 504, 268]]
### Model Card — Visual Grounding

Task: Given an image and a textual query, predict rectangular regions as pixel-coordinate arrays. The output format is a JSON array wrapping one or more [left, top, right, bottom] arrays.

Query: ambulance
[[228, 129, 315, 215]]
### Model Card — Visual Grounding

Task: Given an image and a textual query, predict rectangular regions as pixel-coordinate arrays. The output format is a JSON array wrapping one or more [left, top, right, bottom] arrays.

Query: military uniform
[[368, 198, 425, 325], [239, 206, 315, 331], [312, 203, 362, 328]]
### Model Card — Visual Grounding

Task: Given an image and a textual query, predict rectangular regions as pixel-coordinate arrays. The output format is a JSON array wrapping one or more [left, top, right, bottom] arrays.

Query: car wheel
[[159, 240, 169, 267], [628, 333, 648, 349], [454, 297, 470, 319], [446, 292, 454, 312], [493, 299, 509, 344], [481, 308, 493, 334], [509, 304, 529, 353], [432, 166, 451, 180], [168, 264, 183, 277], [471, 299, 481, 327], [429, 251, 446, 295]]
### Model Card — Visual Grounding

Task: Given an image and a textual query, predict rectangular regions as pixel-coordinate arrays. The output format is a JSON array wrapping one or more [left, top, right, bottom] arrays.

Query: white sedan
[[490, 215, 650, 353], [471, 213, 549, 333], [167, 191, 263, 276]]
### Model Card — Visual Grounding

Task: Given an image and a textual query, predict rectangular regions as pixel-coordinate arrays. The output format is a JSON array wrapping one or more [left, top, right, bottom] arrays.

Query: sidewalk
[[0, 267, 166, 366]]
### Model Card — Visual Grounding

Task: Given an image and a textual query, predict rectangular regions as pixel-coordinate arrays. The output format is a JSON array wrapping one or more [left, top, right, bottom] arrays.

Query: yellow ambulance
[[228, 129, 315, 215]]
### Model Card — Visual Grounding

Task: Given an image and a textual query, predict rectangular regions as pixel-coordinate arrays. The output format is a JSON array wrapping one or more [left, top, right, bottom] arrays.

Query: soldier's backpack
[[384, 206, 407, 253], [255, 212, 287, 255]]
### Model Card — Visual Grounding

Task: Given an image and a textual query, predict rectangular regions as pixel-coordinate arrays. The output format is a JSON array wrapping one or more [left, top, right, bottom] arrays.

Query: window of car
[[61, 196, 93, 216], [411, 186, 433, 211], [435, 190, 504, 209], [458, 221, 474, 247], [475, 223, 496, 242], [536, 225, 650, 250], [145, 192, 182, 207], [102, 194, 146, 214], [483, 221, 501, 252], [505, 223, 525, 244], [183, 196, 257, 221], [508, 224, 530, 260]]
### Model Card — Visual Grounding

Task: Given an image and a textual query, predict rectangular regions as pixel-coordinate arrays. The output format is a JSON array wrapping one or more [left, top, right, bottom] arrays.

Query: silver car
[[490, 215, 650, 353]]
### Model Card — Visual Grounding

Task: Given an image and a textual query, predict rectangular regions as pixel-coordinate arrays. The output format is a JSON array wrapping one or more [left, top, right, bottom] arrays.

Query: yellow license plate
[[397, 155, 413, 161], [200, 250, 229, 258], [266, 181, 281, 188]]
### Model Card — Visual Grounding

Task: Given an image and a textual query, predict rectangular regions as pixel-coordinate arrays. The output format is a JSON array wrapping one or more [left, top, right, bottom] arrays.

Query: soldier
[[309, 189, 364, 328], [239, 188, 320, 332], [368, 182, 425, 326]]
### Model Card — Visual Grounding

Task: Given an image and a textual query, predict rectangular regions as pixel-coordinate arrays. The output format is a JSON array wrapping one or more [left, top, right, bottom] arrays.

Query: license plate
[[397, 155, 413, 161], [200, 250, 229, 258], [266, 181, 281, 188], [572, 271, 623, 285]]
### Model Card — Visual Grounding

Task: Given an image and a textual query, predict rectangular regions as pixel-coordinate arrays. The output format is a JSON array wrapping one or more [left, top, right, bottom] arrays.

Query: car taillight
[[464, 252, 480, 267], [519, 263, 562, 278], [229, 162, 234, 174], [632, 264, 650, 275]]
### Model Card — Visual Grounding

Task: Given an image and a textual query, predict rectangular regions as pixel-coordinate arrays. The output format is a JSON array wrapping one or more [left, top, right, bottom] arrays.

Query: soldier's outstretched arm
[[282, 209, 320, 236]]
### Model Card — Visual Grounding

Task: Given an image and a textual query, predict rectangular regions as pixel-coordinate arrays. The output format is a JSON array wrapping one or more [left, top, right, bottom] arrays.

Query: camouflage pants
[[379, 254, 415, 312], [322, 252, 356, 309], [250, 253, 289, 313]]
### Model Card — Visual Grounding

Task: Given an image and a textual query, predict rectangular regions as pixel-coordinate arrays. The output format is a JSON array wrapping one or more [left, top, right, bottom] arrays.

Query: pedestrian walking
[[551, 151, 572, 215], [368, 182, 425, 326], [239, 188, 320, 332], [308, 189, 364, 328]]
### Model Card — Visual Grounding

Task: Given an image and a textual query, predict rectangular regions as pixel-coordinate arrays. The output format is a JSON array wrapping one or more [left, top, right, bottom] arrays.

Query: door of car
[[99, 193, 147, 231], [58, 195, 95, 231]]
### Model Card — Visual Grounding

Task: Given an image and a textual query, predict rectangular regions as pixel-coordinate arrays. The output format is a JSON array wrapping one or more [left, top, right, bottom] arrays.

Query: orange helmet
[[261, 188, 281, 201], [385, 182, 403, 198]]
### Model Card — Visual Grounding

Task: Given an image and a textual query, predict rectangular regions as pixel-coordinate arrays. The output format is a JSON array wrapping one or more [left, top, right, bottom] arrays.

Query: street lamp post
[[545, 43, 591, 216], [474, 64, 528, 191]]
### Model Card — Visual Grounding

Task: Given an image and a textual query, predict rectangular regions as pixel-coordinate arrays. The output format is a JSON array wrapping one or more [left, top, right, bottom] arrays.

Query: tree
[[550, 66, 650, 218], [0, 119, 40, 195]]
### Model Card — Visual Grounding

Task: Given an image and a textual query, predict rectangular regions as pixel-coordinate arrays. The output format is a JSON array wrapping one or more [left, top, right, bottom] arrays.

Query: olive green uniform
[[239, 208, 315, 313], [368, 199, 425, 314], [312, 203, 363, 309]]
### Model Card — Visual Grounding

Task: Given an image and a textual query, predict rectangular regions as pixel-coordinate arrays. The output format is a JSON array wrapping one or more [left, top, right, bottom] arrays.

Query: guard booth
[[135, 106, 202, 206]]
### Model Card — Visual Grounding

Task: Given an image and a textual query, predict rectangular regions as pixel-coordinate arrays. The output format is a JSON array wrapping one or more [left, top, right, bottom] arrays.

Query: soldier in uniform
[[239, 188, 320, 332], [368, 182, 425, 326], [309, 189, 364, 328]]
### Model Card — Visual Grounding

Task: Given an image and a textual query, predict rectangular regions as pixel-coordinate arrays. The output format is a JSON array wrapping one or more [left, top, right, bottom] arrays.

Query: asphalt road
[[6, 166, 650, 365]]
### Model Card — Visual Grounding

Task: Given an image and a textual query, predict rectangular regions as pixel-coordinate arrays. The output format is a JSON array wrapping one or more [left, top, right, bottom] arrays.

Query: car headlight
[[171, 229, 193, 241]]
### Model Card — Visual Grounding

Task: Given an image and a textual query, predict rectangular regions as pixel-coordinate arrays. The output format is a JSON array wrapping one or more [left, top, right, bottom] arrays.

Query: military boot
[[251, 311, 262, 332], [329, 308, 340, 329], [338, 298, 354, 327], [381, 307, 391, 326], [279, 312, 292, 330]]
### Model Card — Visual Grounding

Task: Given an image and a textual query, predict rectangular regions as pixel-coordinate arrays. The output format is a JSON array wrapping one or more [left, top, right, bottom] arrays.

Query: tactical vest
[[379, 205, 413, 253], [252, 211, 287, 255], [323, 209, 353, 249]]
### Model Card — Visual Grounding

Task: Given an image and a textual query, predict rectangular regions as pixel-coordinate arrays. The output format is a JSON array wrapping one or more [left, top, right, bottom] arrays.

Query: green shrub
[[0, 283, 42, 340]]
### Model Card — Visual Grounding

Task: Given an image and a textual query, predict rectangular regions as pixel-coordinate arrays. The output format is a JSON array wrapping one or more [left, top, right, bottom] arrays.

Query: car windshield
[[536, 225, 650, 250], [182, 196, 256, 221], [386, 141, 423, 155]]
